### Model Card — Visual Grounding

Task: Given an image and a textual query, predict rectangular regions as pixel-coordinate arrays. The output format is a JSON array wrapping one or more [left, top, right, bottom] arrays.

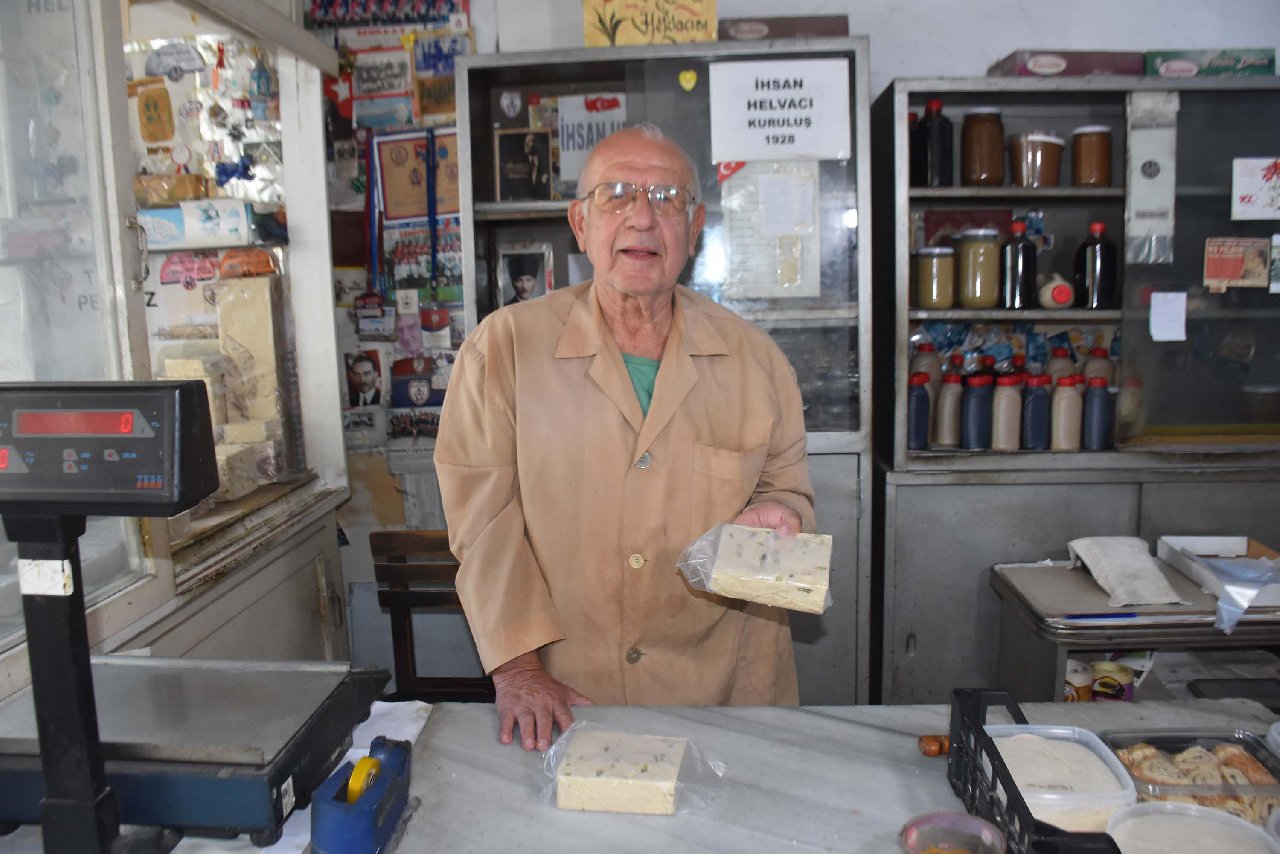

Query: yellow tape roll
[[346, 755, 381, 804]]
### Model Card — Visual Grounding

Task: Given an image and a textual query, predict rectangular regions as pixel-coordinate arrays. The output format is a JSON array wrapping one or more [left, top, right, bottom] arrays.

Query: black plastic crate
[[946, 688, 1122, 854]]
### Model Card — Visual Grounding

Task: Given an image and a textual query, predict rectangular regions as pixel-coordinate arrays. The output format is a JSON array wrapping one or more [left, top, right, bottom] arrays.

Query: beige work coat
[[434, 281, 815, 706]]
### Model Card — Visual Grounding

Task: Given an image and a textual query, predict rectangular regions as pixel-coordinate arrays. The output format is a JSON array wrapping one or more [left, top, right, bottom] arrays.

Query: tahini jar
[[957, 228, 1001, 309], [1071, 125, 1111, 187], [961, 108, 1005, 186], [914, 247, 956, 309]]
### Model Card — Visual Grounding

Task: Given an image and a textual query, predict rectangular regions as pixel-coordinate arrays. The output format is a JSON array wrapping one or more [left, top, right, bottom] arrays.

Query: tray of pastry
[[1100, 730, 1280, 826]]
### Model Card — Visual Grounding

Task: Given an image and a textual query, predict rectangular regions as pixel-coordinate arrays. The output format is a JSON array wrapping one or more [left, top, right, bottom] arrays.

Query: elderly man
[[435, 124, 814, 752]]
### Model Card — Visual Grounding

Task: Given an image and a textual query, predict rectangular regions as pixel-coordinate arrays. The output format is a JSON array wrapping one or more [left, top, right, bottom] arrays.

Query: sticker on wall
[[679, 70, 698, 92]]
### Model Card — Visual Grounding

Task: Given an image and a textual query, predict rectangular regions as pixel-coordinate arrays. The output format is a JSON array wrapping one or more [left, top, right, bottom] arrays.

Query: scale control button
[[62, 461, 78, 474], [63, 449, 77, 461], [103, 449, 119, 462]]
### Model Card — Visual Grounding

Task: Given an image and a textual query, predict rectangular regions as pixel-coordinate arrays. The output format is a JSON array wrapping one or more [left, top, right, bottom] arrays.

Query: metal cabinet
[[456, 40, 874, 702], [872, 77, 1280, 703]]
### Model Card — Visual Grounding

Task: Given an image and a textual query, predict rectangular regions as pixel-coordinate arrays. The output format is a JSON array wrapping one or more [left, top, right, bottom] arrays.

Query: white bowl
[[1269, 720, 1280, 759], [1106, 801, 1280, 854]]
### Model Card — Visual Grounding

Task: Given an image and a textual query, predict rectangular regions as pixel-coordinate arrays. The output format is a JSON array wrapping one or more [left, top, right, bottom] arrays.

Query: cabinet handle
[[126, 216, 149, 291], [905, 632, 917, 656]]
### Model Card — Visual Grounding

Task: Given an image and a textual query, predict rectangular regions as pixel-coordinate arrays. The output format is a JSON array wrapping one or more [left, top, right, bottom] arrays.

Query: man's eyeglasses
[[578, 182, 697, 217]]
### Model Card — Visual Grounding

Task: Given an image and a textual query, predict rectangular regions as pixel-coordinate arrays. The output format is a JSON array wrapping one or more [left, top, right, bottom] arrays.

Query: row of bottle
[[908, 343, 1116, 452], [914, 220, 1119, 310], [909, 98, 1112, 189], [908, 371, 1115, 452]]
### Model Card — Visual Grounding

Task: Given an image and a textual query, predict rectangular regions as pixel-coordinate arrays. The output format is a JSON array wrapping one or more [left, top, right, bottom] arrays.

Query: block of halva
[[708, 525, 833, 614], [556, 730, 688, 815]]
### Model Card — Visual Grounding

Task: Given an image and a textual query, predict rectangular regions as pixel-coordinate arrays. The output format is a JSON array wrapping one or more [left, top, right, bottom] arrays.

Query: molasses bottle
[[911, 98, 953, 187], [1073, 222, 1119, 309]]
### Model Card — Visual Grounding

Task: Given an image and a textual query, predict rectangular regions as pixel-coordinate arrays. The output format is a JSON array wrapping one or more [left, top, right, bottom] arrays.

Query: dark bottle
[[1082, 376, 1115, 450], [911, 98, 953, 187], [1000, 220, 1037, 309], [1021, 374, 1052, 450], [907, 371, 931, 451], [1073, 221, 1119, 309], [960, 374, 994, 450]]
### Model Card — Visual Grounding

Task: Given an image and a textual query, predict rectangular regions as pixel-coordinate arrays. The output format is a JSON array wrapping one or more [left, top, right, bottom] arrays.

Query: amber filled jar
[[1008, 132, 1064, 188], [1072, 125, 1112, 187], [956, 228, 1001, 308], [914, 247, 956, 308], [961, 108, 1004, 186]]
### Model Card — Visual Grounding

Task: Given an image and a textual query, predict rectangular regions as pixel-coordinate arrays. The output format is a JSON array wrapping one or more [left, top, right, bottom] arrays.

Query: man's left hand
[[733, 501, 801, 536]]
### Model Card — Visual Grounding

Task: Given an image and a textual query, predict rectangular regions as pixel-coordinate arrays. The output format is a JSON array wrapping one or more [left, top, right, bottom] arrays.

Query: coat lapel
[[633, 288, 729, 460], [554, 283, 644, 432]]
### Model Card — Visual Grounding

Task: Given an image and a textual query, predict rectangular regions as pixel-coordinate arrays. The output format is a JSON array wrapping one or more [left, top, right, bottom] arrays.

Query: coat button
[[627, 553, 645, 569], [625, 647, 643, 664], [634, 452, 651, 469]]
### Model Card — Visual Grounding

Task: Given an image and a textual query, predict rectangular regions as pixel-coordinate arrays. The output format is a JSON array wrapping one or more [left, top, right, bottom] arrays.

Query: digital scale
[[0, 382, 386, 851]]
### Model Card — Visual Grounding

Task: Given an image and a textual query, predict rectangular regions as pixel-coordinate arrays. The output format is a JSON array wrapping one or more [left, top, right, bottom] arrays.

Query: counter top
[[397, 699, 1277, 853]]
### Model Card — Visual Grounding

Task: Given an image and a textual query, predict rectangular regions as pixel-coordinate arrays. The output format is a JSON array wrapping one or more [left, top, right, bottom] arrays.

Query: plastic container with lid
[[991, 375, 1022, 451], [1021, 374, 1052, 450], [900, 811, 1007, 854], [1039, 277, 1075, 309], [984, 724, 1137, 833], [907, 371, 931, 451], [1072, 125, 1112, 187], [1100, 729, 1280, 824], [911, 342, 943, 398], [913, 246, 955, 309], [961, 373, 995, 450], [1083, 376, 1115, 450], [957, 228, 1002, 309], [1082, 347, 1115, 384], [1107, 802, 1280, 854], [962, 107, 1005, 186], [1046, 347, 1075, 384], [1009, 132, 1064, 188], [934, 373, 964, 447], [1051, 375, 1082, 452]]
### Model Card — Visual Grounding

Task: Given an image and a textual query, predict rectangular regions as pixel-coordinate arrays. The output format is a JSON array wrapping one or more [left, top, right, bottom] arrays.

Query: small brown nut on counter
[[918, 735, 951, 757]]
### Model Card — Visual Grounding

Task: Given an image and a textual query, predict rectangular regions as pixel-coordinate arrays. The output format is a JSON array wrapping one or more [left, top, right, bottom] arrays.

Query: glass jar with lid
[[956, 228, 1001, 308], [913, 246, 956, 309], [1071, 125, 1112, 186], [961, 107, 1004, 186]]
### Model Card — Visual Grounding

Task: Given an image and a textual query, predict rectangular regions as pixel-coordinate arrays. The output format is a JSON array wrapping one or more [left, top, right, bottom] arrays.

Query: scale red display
[[15, 410, 135, 437], [0, 448, 7, 470]]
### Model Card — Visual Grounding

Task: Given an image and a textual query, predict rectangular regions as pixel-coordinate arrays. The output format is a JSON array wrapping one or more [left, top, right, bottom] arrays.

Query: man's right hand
[[491, 651, 594, 751]]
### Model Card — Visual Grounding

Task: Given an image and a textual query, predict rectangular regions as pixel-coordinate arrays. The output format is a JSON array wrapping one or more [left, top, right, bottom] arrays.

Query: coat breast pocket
[[689, 442, 768, 534]]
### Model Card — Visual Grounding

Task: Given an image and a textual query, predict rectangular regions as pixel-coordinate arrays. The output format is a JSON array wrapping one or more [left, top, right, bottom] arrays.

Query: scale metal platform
[[0, 657, 385, 846], [0, 382, 387, 850]]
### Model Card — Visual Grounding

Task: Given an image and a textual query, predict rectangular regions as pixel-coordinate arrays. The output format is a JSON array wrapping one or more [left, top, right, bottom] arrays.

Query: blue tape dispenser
[[312, 736, 412, 854]]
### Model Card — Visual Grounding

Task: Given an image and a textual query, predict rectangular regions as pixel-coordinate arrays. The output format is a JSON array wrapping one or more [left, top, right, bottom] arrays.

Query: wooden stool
[[370, 530, 495, 703]]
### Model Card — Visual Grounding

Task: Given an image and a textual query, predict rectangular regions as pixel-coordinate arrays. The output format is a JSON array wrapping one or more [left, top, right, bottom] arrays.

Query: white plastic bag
[[677, 523, 833, 614]]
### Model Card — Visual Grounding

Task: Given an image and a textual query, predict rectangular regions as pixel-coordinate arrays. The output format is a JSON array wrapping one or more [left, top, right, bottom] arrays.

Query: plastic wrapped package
[[678, 524, 833, 614], [214, 444, 257, 502], [542, 722, 725, 816], [134, 174, 209, 207]]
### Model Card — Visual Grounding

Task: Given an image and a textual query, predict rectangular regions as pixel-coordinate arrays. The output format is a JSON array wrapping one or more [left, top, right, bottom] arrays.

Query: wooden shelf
[[909, 309, 1122, 322], [909, 187, 1124, 201]]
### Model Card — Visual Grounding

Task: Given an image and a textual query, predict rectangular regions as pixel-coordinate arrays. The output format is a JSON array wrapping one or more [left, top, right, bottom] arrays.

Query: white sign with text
[[709, 59, 850, 163]]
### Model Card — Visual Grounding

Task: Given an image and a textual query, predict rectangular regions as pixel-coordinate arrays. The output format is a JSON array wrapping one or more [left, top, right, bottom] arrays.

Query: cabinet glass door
[[0, 1, 145, 647], [1116, 87, 1280, 448]]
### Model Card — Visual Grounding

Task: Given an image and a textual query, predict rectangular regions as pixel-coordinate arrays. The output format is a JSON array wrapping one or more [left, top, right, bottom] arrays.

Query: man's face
[[513, 273, 537, 300], [353, 361, 377, 393], [524, 134, 535, 155], [568, 131, 705, 301]]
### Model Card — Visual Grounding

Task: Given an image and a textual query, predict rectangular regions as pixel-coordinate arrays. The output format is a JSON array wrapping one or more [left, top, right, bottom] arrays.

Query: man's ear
[[568, 200, 588, 252], [687, 203, 707, 258]]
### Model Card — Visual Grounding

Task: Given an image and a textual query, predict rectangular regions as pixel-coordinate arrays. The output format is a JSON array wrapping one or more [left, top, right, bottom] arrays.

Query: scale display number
[[0, 447, 7, 470], [15, 410, 139, 438]]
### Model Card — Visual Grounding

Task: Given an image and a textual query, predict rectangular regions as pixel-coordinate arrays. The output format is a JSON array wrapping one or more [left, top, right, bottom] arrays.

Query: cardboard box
[[1145, 49, 1275, 78], [216, 275, 286, 423], [988, 50, 1144, 78], [1156, 536, 1280, 609]]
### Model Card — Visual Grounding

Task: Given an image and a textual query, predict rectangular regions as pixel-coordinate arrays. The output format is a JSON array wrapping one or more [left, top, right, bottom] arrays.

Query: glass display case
[[455, 39, 874, 703], [0, 0, 347, 689]]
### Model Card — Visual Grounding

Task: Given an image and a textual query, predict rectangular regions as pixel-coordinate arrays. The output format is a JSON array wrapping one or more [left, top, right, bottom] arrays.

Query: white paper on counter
[[1149, 292, 1187, 342]]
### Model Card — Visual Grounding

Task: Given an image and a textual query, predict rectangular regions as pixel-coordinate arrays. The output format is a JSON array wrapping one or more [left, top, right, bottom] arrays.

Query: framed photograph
[[497, 242, 554, 307], [494, 128, 552, 201], [344, 348, 386, 409]]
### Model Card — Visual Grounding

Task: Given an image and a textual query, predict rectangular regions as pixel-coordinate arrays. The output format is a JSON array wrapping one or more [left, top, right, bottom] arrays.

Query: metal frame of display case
[[456, 39, 874, 703], [872, 76, 1280, 704]]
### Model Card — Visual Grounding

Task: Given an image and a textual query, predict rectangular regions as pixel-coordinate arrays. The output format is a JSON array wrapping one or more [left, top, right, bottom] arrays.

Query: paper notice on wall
[[709, 59, 850, 163], [558, 94, 627, 184], [1149, 292, 1186, 342], [1231, 157, 1280, 220], [720, 161, 820, 299], [1203, 237, 1270, 292]]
